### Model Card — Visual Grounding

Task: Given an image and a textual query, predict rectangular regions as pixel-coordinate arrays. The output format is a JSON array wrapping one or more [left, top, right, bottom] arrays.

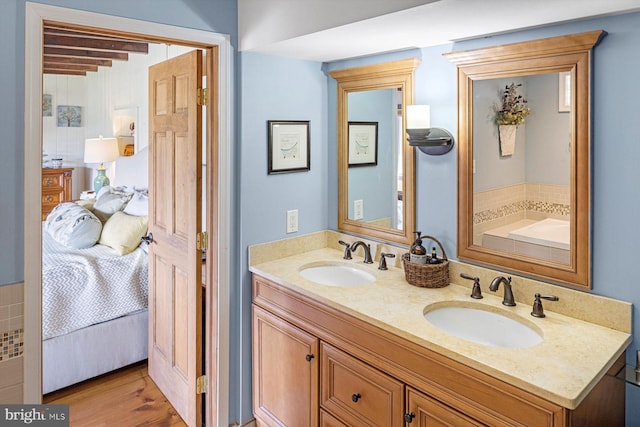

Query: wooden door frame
[[23, 3, 232, 426]]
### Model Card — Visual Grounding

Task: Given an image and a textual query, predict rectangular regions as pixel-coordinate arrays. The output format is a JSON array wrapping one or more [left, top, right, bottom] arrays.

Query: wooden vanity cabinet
[[252, 305, 319, 427], [252, 274, 624, 427]]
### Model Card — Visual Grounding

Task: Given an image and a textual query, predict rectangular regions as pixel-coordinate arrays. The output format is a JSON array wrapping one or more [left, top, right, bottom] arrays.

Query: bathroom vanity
[[249, 232, 630, 427]]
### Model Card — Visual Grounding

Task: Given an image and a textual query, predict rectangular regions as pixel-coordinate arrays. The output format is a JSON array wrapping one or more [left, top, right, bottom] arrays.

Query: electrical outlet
[[286, 209, 298, 233], [354, 199, 364, 220]]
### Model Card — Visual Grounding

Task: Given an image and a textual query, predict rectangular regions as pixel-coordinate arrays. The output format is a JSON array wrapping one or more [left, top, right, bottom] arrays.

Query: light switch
[[354, 199, 364, 220], [286, 209, 298, 233]]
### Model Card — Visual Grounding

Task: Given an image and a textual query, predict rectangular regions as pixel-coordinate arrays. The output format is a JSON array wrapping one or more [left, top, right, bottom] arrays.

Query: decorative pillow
[[75, 199, 95, 211], [123, 190, 149, 217], [99, 211, 149, 255], [92, 187, 133, 223], [45, 202, 102, 249]]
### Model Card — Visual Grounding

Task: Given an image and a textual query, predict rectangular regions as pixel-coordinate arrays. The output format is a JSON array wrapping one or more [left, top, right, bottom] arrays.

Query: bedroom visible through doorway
[[40, 23, 207, 426], [24, 4, 231, 427]]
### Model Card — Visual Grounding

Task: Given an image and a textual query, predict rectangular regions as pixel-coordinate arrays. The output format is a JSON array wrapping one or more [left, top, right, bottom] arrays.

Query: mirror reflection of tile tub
[[508, 218, 570, 250], [482, 218, 570, 263]]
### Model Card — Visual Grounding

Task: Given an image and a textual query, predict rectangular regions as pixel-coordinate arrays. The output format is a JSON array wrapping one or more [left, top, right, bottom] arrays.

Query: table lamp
[[84, 136, 119, 192]]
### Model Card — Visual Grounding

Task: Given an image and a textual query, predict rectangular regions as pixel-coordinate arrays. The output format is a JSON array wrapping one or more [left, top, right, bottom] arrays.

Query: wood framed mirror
[[446, 31, 605, 289], [329, 59, 419, 246]]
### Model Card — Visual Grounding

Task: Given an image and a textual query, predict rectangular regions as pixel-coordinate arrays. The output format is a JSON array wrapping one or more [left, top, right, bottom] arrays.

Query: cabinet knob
[[45, 178, 53, 185], [404, 412, 416, 423], [351, 393, 361, 403], [45, 195, 53, 202], [305, 354, 314, 362]]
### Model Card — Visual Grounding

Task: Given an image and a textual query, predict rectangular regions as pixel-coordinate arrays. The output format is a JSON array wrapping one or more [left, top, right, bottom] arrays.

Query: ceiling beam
[[43, 69, 87, 76], [44, 33, 149, 54], [43, 62, 99, 73], [42, 25, 149, 75], [44, 46, 129, 61], [44, 56, 113, 67]]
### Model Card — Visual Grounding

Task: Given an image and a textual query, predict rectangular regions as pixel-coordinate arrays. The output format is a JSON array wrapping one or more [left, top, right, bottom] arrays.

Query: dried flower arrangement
[[496, 83, 530, 126]]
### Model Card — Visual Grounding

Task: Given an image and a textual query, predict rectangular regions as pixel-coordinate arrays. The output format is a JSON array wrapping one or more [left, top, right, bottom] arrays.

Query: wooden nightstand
[[42, 167, 73, 220]]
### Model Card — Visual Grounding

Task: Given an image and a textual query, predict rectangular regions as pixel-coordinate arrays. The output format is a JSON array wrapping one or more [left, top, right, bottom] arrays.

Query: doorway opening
[[24, 4, 231, 426]]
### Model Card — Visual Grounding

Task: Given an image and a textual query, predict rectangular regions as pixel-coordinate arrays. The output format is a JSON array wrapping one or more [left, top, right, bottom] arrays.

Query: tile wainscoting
[[473, 183, 570, 246], [0, 282, 24, 403]]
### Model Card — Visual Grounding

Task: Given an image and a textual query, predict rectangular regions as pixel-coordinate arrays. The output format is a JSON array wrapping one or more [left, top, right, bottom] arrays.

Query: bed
[[42, 148, 150, 394]]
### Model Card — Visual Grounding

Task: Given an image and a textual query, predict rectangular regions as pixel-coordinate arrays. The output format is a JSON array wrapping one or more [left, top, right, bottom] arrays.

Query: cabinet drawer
[[406, 386, 483, 427], [42, 174, 62, 189], [320, 342, 403, 427], [320, 409, 348, 427], [42, 192, 63, 205]]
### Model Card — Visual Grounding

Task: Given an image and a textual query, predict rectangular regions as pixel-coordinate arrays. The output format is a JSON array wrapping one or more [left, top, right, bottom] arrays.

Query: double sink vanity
[[250, 230, 631, 427], [250, 30, 632, 427]]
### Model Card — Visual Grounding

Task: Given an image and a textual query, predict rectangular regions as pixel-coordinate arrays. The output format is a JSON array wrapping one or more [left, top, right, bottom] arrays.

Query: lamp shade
[[406, 105, 431, 129], [84, 137, 119, 164]]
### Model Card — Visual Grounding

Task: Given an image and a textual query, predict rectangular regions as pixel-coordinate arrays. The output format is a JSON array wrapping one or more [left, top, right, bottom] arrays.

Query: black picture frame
[[348, 121, 378, 167], [267, 120, 310, 174]]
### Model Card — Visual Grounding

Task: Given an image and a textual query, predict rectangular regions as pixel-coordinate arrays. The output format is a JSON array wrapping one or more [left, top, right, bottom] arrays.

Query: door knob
[[141, 232, 154, 244]]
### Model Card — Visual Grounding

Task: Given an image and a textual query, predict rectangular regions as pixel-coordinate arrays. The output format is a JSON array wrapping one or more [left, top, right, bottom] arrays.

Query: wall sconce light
[[84, 136, 119, 192], [406, 105, 455, 155]]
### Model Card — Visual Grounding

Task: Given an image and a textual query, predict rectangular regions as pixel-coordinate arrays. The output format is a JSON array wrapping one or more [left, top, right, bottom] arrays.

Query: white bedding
[[42, 223, 148, 340]]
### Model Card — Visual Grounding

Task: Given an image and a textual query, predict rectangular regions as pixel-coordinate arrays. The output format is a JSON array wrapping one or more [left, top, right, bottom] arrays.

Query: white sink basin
[[424, 303, 543, 348], [299, 263, 376, 287]]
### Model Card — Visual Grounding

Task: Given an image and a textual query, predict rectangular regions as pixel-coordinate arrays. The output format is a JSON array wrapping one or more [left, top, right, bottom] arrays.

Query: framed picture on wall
[[348, 121, 378, 167], [56, 105, 82, 127], [267, 120, 310, 174], [43, 94, 52, 117]]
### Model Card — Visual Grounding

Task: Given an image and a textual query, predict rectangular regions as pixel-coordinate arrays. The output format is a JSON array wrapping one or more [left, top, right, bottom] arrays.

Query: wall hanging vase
[[498, 124, 517, 156]]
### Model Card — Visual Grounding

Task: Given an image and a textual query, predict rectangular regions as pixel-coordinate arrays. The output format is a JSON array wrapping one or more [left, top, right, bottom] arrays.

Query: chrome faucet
[[489, 276, 516, 306], [350, 241, 374, 264]]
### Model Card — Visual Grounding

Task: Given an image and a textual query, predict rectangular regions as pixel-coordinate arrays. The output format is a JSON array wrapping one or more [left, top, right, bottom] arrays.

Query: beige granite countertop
[[249, 235, 632, 410]]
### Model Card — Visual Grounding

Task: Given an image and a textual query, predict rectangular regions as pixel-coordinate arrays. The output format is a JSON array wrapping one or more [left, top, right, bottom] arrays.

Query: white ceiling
[[240, 0, 640, 62]]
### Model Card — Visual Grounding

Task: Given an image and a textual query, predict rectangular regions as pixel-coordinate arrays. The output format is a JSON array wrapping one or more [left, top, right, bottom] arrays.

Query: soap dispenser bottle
[[410, 231, 428, 264], [429, 246, 441, 264]]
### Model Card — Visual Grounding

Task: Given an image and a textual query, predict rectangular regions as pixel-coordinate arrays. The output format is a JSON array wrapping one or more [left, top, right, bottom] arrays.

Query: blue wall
[[238, 51, 328, 423]]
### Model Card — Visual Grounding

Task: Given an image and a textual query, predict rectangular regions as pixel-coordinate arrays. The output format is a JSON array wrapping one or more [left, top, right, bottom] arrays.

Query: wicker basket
[[402, 235, 449, 288]]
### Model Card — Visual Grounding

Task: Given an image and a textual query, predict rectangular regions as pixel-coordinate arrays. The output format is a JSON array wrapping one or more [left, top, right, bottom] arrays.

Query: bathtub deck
[[482, 219, 570, 263]]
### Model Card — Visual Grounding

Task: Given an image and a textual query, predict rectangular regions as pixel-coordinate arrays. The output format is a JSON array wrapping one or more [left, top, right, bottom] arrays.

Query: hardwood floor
[[43, 361, 186, 427]]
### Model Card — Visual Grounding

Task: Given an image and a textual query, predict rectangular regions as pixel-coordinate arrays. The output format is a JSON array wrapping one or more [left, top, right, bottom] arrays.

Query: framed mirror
[[329, 59, 419, 246], [446, 31, 605, 289]]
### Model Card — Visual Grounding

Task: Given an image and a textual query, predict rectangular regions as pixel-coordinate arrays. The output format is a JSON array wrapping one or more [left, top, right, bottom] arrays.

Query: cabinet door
[[321, 342, 403, 427], [406, 387, 483, 427], [253, 305, 319, 427]]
